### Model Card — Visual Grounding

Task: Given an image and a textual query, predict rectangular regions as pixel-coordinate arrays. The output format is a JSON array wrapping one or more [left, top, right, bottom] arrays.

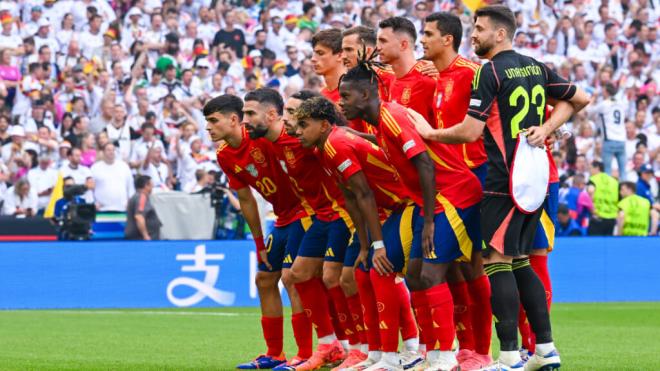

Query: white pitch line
[[26, 310, 252, 317]]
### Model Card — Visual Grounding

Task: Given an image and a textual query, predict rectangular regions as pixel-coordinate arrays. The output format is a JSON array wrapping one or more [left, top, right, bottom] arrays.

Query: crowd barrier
[[0, 237, 657, 309]]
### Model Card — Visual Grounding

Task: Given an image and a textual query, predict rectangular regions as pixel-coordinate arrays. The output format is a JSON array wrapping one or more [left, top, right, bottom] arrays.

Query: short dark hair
[[290, 90, 321, 101], [557, 204, 569, 215], [303, 2, 315, 15], [379, 16, 417, 42], [38, 45, 50, 54], [620, 181, 636, 193], [312, 28, 343, 54], [244, 88, 284, 116], [474, 5, 517, 41], [202, 94, 244, 120], [141, 122, 156, 132], [66, 147, 81, 157], [591, 160, 604, 172], [135, 175, 151, 190], [604, 83, 618, 96], [425, 12, 463, 52], [294, 96, 344, 126], [342, 26, 377, 47]]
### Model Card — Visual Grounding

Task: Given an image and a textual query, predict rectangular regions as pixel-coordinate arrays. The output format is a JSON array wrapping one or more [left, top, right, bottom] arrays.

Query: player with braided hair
[[337, 57, 484, 371]]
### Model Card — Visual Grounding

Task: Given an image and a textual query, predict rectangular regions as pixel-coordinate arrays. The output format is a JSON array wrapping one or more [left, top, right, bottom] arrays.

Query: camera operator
[[125, 175, 162, 240], [54, 177, 95, 240]]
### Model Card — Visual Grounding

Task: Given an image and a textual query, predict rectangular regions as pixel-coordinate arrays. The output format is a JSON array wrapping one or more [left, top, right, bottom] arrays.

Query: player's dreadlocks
[[339, 45, 388, 97], [294, 96, 346, 126]]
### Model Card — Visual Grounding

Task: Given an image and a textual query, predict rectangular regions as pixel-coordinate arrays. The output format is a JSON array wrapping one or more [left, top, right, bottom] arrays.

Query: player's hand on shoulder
[[407, 108, 434, 139]]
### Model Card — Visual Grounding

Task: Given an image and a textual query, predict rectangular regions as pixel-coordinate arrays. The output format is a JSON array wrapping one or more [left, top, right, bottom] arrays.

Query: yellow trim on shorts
[[540, 209, 555, 252], [301, 216, 313, 232], [400, 205, 415, 275], [436, 194, 472, 262]]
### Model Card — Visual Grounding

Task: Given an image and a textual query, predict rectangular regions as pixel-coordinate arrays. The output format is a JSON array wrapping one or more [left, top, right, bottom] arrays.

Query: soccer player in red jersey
[[294, 96, 415, 370], [242, 88, 368, 370], [419, 12, 492, 370], [342, 26, 423, 365], [310, 29, 363, 353], [312, 29, 345, 104], [203, 95, 312, 370], [338, 62, 483, 371], [377, 17, 436, 127], [342, 26, 395, 105]]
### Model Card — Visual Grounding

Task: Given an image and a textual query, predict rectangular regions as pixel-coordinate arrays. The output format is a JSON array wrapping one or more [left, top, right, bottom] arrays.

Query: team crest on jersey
[[401, 87, 412, 104], [279, 160, 288, 173], [444, 79, 454, 99], [234, 164, 242, 173], [246, 163, 259, 177], [250, 147, 266, 166], [284, 146, 296, 166]]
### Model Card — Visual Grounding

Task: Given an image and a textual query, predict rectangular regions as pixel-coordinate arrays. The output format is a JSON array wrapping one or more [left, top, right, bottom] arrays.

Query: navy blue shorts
[[533, 182, 559, 251], [380, 205, 416, 273], [410, 203, 482, 264], [259, 217, 312, 272], [471, 163, 488, 189], [344, 235, 362, 268], [297, 217, 352, 263]]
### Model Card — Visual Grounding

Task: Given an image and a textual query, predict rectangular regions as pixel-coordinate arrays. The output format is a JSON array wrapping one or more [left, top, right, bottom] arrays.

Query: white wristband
[[371, 240, 385, 250]]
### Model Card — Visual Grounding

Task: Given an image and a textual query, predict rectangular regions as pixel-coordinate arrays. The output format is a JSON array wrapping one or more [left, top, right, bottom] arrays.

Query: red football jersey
[[375, 66, 396, 101], [321, 87, 340, 102], [216, 128, 308, 227], [378, 102, 482, 212], [320, 126, 408, 214], [271, 127, 348, 223], [389, 61, 437, 127], [434, 56, 487, 169], [323, 85, 377, 134]]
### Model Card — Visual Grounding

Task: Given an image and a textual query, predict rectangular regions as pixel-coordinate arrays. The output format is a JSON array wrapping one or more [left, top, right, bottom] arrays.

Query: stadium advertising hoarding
[[0, 238, 658, 309]]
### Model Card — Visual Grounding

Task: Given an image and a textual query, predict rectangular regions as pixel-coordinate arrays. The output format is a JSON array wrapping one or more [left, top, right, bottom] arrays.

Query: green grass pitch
[[0, 303, 658, 370]]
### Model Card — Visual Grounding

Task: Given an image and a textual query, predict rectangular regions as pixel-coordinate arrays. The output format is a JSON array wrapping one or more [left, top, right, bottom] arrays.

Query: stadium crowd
[[0, 0, 658, 236]]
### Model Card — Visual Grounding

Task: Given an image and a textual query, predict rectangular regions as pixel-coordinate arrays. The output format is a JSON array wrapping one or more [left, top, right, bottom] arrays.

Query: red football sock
[[467, 274, 493, 355], [427, 282, 454, 351], [294, 278, 335, 338], [347, 293, 368, 345], [449, 281, 476, 351], [328, 285, 360, 345], [323, 282, 347, 342], [261, 316, 284, 357], [530, 255, 552, 309], [356, 269, 381, 351], [397, 281, 419, 341], [410, 290, 433, 348], [369, 270, 401, 352], [292, 312, 313, 359], [519, 306, 534, 352]]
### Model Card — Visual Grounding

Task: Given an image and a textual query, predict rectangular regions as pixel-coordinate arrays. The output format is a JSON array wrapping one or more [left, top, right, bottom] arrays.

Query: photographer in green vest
[[588, 161, 620, 235], [616, 182, 651, 236]]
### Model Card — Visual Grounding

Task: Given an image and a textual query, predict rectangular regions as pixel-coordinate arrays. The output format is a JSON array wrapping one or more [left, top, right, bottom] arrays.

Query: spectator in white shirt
[[91, 143, 135, 212], [591, 83, 628, 177], [2, 178, 38, 216], [129, 123, 165, 169], [27, 155, 59, 212], [60, 147, 94, 203], [178, 135, 213, 191], [141, 146, 172, 190], [79, 14, 105, 59], [105, 103, 134, 162]]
